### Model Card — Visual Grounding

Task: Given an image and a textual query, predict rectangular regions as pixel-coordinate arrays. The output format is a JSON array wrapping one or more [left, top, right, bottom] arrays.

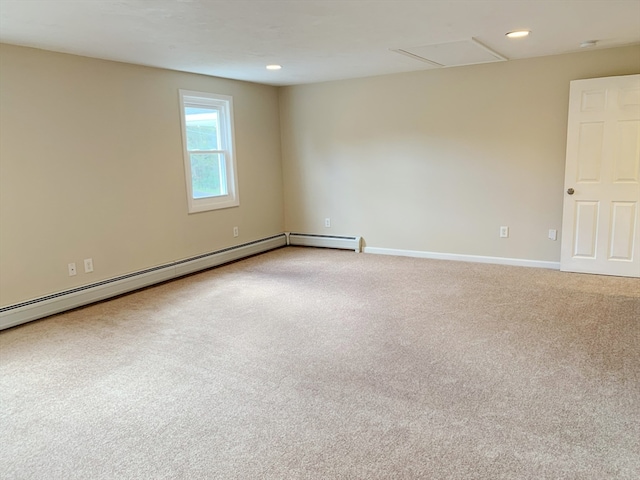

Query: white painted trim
[[363, 247, 560, 270], [0, 234, 286, 331], [288, 233, 362, 252]]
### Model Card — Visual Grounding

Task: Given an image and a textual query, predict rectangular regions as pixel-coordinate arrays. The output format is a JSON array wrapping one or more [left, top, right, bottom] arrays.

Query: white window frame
[[179, 89, 239, 213]]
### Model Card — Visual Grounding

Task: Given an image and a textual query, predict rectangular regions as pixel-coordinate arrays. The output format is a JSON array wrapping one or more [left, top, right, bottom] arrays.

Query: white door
[[560, 74, 640, 277]]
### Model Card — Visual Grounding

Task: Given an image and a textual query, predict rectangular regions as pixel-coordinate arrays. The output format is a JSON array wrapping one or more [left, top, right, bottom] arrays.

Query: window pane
[[185, 107, 219, 151], [190, 153, 226, 198]]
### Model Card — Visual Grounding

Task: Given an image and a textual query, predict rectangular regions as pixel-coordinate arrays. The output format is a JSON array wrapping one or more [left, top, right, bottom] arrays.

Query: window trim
[[178, 89, 239, 213]]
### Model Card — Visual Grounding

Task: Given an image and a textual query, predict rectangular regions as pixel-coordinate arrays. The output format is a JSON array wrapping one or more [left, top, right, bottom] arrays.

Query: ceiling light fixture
[[580, 40, 597, 48], [505, 30, 530, 39], [266, 64, 282, 70]]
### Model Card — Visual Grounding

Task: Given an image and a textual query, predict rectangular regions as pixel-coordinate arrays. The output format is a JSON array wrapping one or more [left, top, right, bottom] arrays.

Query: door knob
[[567, 188, 575, 195]]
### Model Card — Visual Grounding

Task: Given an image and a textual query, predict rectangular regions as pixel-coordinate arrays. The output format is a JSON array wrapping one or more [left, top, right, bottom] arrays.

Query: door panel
[[613, 120, 639, 182], [561, 74, 640, 277], [581, 89, 606, 111], [609, 202, 635, 261], [619, 87, 640, 108], [577, 122, 604, 182], [573, 202, 599, 258]]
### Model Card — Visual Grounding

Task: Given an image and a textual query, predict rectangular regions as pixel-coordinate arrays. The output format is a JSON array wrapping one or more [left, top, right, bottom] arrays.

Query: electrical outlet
[[499, 226, 509, 238], [233, 226, 239, 237], [68, 263, 77, 276], [325, 218, 331, 228], [548, 229, 557, 241], [84, 258, 94, 273]]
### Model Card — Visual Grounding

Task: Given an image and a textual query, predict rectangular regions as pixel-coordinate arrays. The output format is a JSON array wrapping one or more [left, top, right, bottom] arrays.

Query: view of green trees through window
[[184, 107, 225, 198], [190, 154, 223, 198]]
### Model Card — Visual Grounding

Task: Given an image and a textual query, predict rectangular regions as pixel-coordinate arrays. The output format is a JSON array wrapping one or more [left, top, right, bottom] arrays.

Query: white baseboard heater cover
[[288, 233, 362, 252], [0, 234, 287, 331]]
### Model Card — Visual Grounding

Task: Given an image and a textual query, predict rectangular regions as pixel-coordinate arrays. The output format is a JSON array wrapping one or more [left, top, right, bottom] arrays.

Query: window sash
[[188, 151, 228, 198]]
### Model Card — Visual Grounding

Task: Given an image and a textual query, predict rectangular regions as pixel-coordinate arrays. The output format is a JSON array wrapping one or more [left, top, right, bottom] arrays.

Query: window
[[179, 90, 239, 213]]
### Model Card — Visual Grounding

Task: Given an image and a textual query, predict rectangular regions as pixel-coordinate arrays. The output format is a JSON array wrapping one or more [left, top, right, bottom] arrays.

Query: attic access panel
[[393, 38, 507, 68]]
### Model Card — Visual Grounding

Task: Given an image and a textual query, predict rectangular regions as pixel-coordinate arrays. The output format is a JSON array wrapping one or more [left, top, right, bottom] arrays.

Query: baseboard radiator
[[0, 234, 287, 331], [287, 233, 362, 252]]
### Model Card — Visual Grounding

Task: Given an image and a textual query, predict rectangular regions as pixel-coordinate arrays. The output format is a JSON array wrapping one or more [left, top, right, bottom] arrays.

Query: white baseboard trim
[[287, 233, 362, 252], [0, 234, 287, 331], [363, 246, 560, 270]]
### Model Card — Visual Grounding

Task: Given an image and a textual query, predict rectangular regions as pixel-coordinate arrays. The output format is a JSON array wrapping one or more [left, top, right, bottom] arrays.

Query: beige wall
[[280, 45, 640, 262], [0, 44, 284, 306], [2, 44, 639, 306]]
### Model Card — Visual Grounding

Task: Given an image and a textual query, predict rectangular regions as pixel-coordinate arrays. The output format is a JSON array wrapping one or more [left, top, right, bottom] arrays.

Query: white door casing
[[560, 74, 640, 277]]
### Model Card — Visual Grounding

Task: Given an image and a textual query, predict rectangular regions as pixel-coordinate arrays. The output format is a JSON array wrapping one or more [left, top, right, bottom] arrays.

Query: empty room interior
[[1, 1, 639, 478]]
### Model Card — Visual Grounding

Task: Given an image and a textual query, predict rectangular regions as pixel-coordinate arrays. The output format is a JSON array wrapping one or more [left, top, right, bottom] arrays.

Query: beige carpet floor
[[1, 246, 639, 479]]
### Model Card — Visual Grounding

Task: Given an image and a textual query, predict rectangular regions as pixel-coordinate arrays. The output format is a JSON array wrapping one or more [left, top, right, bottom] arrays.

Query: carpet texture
[[1, 247, 639, 479]]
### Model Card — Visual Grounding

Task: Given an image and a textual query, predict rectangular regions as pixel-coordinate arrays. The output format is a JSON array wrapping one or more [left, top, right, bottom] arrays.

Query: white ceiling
[[1, 0, 639, 86]]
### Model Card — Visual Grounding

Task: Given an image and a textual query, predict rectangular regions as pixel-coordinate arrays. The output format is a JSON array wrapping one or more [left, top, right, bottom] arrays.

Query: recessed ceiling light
[[506, 30, 530, 39], [266, 64, 282, 70]]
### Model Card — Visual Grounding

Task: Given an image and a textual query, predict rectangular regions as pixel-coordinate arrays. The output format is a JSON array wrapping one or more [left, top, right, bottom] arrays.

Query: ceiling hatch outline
[[391, 38, 508, 68]]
